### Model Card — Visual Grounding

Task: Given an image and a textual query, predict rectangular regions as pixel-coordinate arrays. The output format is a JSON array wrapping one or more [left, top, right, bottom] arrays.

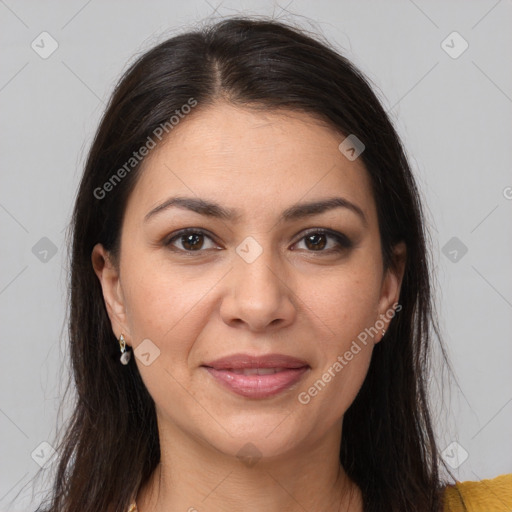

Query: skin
[[92, 101, 406, 512]]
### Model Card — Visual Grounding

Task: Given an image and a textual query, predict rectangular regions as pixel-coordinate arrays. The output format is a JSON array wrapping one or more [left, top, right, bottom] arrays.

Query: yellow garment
[[443, 473, 512, 512]]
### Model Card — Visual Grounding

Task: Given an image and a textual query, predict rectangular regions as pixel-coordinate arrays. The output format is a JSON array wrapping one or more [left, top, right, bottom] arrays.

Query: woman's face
[[93, 101, 405, 460]]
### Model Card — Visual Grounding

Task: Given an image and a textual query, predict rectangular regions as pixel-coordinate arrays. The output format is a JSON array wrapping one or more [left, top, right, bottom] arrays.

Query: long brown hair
[[33, 16, 456, 512]]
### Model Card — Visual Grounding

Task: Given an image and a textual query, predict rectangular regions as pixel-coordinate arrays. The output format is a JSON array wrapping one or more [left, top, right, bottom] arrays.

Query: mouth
[[219, 367, 290, 375], [201, 353, 310, 399]]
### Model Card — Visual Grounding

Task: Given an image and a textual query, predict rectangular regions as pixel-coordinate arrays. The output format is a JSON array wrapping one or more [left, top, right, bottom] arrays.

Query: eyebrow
[[144, 195, 367, 226]]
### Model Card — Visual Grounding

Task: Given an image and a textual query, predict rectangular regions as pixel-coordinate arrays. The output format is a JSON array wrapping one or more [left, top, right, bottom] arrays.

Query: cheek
[[322, 344, 373, 428], [296, 295, 375, 428], [121, 263, 208, 410], [305, 263, 382, 348], [295, 264, 380, 413], [122, 252, 215, 341]]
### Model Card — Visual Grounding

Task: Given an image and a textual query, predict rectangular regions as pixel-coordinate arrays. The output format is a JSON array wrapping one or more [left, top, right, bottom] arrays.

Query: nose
[[219, 242, 297, 332]]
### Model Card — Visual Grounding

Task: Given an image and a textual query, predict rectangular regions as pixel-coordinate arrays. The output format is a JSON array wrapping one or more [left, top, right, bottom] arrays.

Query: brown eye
[[165, 228, 352, 255], [166, 229, 217, 252], [295, 229, 352, 253], [304, 233, 327, 250], [180, 232, 204, 251]]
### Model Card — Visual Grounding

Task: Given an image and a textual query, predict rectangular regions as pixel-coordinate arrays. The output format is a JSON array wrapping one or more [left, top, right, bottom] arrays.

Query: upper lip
[[202, 353, 309, 370]]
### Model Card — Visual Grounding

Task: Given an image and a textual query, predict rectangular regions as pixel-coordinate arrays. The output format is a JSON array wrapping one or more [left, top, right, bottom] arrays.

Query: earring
[[382, 329, 386, 337], [119, 334, 131, 365]]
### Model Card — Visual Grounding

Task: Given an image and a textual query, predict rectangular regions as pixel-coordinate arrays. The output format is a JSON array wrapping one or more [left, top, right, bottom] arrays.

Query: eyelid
[[297, 227, 352, 248], [164, 228, 220, 249], [164, 227, 352, 252]]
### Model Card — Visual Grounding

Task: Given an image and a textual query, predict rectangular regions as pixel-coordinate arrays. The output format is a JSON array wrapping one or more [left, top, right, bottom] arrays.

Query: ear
[[91, 243, 131, 345], [375, 241, 406, 343]]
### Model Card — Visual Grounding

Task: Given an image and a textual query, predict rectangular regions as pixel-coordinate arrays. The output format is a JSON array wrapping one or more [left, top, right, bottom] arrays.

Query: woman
[[35, 16, 511, 512]]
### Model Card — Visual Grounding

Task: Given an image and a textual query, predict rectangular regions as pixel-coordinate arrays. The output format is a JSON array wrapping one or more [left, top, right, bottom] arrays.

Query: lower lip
[[203, 366, 309, 399]]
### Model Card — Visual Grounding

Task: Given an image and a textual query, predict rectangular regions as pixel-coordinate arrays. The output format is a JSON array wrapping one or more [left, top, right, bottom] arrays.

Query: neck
[[134, 419, 363, 512]]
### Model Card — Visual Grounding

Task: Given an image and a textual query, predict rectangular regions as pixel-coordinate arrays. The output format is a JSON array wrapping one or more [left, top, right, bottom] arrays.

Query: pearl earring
[[119, 334, 131, 365]]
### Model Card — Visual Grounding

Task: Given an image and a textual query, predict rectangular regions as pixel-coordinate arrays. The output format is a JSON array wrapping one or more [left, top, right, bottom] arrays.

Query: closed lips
[[221, 367, 289, 375], [202, 355, 310, 398], [202, 353, 310, 370]]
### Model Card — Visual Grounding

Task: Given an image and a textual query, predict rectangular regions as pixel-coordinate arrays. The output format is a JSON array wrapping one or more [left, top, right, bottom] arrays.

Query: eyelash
[[164, 228, 353, 255]]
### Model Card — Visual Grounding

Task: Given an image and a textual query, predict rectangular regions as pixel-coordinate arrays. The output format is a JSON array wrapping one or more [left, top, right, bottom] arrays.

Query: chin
[[194, 414, 309, 462]]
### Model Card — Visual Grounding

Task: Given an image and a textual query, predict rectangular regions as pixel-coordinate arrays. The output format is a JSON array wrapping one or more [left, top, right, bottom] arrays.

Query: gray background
[[1, 0, 511, 510]]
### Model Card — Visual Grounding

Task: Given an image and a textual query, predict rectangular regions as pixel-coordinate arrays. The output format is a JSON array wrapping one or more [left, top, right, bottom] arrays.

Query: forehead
[[125, 102, 376, 225]]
